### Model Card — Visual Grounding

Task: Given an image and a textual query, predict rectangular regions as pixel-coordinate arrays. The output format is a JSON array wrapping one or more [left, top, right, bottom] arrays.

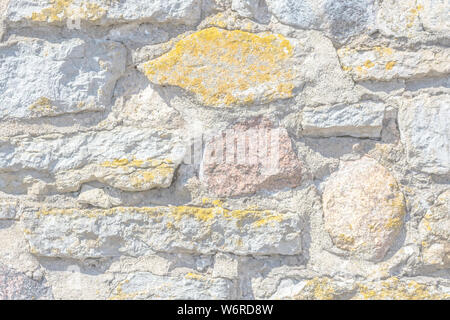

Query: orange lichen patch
[[35, 203, 285, 228], [31, 0, 106, 23], [143, 27, 295, 107]]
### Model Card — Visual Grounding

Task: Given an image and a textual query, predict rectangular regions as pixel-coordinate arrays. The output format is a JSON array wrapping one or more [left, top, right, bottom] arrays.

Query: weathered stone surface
[[417, 0, 450, 34], [143, 27, 300, 107], [0, 37, 125, 120], [110, 272, 234, 300], [77, 185, 121, 208], [419, 190, 450, 269], [323, 157, 406, 261], [266, 0, 376, 40], [337, 46, 450, 81], [271, 276, 450, 300], [353, 277, 450, 300], [1, 0, 449, 301], [0, 264, 53, 300], [376, 0, 423, 37], [301, 101, 385, 138], [231, 0, 270, 23], [200, 118, 302, 196], [0, 127, 185, 193], [0, 200, 18, 219], [23, 203, 303, 259], [377, 0, 450, 37], [398, 94, 450, 175], [6, 0, 202, 27]]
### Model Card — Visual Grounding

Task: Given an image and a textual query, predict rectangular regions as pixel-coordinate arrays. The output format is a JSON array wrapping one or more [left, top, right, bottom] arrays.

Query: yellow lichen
[[29, 97, 55, 113], [143, 27, 295, 107], [31, 0, 106, 23], [108, 280, 139, 300], [355, 277, 450, 300], [35, 202, 285, 228], [385, 61, 397, 70], [364, 60, 375, 68], [293, 277, 337, 300], [185, 273, 204, 280]]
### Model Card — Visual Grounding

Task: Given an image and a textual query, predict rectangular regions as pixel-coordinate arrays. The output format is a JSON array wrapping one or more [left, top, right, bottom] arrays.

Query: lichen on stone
[[143, 27, 296, 107]]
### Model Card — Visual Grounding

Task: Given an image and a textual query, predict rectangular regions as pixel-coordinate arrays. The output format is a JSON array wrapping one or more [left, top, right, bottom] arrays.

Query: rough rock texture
[[398, 94, 450, 175], [0, 263, 53, 300], [200, 118, 302, 196], [323, 157, 406, 261], [0, 0, 449, 300], [419, 190, 450, 269], [0, 37, 126, 119]]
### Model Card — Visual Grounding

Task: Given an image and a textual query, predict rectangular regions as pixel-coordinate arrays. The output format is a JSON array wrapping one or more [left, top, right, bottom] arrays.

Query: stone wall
[[0, 0, 449, 300]]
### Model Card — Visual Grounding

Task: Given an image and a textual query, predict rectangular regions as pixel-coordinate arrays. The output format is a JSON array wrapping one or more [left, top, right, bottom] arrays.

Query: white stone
[[0, 37, 126, 120], [77, 185, 121, 208], [231, 0, 269, 23], [110, 272, 234, 300], [0, 127, 186, 192], [266, 0, 376, 40], [6, 0, 202, 27], [377, 0, 450, 36], [212, 253, 239, 279], [337, 46, 450, 82], [418, 0, 450, 33], [0, 200, 18, 219], [419, 190, 450, 268], [398, 94, 450, 175], [23, 205, 303, 259], [301, 101, 385, 138]]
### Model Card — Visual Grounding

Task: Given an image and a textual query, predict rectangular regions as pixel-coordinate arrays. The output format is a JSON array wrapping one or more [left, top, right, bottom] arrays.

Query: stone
[[0, 127, 186, 193], [376, 0, 423, 37], [419, 190, 450, 269], [323, 157, 406, 261], [0, 37, 126, 120], [77, 185, 121, 208], [337, 46, 450, 82], [109, 272, 234, 300], [212, 253, 239, 279], [6, 0, 202, 27], [377, 0, 450, 37], [231, 0, 270, 23], [398, 94, 450, 175], [200, 118, 302, 196], [0, 200, 18, 219], [266, 0, 376, 40], [0, 263, 53, 300], [23, 203, 303, 259], [353, 277, 450, 300], [301, 101, 385, 138], [417, 0, 450, 34], [142, 27, 300, 107]]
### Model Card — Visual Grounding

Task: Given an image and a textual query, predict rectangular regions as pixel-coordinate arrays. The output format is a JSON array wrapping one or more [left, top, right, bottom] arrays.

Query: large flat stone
[[23, 204, 303, 259], [0, 37, 125, 120], [6, 0, 202, 27]]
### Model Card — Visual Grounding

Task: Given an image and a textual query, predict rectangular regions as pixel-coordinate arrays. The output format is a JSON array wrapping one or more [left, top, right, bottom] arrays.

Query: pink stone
[[200, 118, 302, 196]]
